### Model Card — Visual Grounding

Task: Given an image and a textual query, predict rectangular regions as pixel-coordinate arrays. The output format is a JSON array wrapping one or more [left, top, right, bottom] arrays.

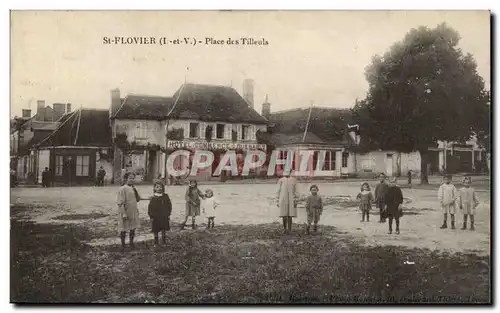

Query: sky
[[10, 11, 490, 118]]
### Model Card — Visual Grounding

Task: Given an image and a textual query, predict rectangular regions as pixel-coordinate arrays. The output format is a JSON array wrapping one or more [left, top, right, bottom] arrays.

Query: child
[[202, 189, 218, 229], [374, 173, 388, 223], [181, 180, 205, 230], [357, 182, 374, 222], [438, 174, 459, 229], [117, 172, 143, 249], [305, 184, 323, 234], [459, 176, 480, 231], [147, 181, 172, 247]]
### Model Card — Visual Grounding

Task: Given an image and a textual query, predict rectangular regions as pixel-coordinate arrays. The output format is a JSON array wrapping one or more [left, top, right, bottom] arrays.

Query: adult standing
[[41, 167, 51, 188], [374, 173, 388, 223], [96, 166, 106, 187], [276, 173, 298, 233], [384, 177, 404, 235]]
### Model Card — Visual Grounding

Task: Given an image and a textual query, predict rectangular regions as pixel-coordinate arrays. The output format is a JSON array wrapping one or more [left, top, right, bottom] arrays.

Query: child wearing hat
[[438, 174, 459, 229]]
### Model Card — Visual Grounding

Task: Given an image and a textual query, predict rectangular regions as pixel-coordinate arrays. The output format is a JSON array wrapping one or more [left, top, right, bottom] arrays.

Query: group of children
[[117, 172, 218, 248], [116, 171, 481, 249], [351, 173, 480, 233], [438, 174, 479, 230]]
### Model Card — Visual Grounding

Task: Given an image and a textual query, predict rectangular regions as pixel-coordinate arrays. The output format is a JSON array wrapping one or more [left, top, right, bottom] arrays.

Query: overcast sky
[[10, 11, 490, 118]]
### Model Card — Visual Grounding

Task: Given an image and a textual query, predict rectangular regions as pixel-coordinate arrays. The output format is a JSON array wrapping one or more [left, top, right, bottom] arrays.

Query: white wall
[[114, 118, 265, 146], [355, 151, 421, 177]]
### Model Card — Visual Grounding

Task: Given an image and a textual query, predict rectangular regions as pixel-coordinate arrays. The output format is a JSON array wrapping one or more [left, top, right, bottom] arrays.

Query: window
[[76, 155, 90, 176], [242, 125, 250, 140], [331, 151, 336, 170], [55, 156, 63, 176], [189, 123, 200, 138], [342, 152, 349, 168], [135, 122, 147, 139], [216, 124, 225, 139]]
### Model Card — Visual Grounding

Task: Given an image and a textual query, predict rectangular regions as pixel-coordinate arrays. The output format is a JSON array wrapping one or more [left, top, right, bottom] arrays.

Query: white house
[[109, 82, 268, 184]]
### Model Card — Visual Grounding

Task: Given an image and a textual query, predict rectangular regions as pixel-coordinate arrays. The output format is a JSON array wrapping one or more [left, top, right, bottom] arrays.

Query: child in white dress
[[438, 174, 459, 229], [202, 189, 218, 229], [459, 176, 480, 231]]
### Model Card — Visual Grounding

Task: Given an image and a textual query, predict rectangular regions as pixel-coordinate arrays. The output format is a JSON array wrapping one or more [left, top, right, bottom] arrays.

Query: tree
[[353, 23, 490, 184]]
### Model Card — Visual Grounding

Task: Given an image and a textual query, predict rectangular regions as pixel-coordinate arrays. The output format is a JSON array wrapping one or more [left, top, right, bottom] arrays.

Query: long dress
[[117, 185, 141, 233], [459, 187, 479, 215], [277, 177, 298, 217]]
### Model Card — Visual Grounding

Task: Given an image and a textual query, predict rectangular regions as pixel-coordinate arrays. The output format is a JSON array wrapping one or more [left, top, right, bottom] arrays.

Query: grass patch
[[10, 216, 490, 304]]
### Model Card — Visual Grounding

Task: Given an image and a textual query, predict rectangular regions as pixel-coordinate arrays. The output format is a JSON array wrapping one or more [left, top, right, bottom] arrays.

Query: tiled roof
[[267, 132, 326, 146], [113, 84, 268, 124], [171, 84, 268, 124], [269, 107, 354, 145], [18, 130, 53, 154], [36, 109, 112, 148], [113, 95, 173, 120]]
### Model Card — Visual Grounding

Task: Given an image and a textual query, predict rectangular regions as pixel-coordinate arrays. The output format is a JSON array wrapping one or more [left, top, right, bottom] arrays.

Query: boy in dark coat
[[148, 181, 172, 246], [384, 177, 404, 234], [374, 173, 388, 223]]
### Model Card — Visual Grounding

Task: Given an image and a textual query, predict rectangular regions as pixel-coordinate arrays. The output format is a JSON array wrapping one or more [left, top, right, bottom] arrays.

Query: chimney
[[110, 88, 121, 118], [52, 103, 65, 121], [22, 109, 31, 119], [261, 94, 271, 120], [242, 79, 254, 109], [66, 103, 72, 113], [36, 100, 45, 121]]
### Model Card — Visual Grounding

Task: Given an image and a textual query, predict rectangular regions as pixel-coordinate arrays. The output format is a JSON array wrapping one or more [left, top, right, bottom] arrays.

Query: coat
[[117, 185, 141, 232], [185, 187, 204, 217], [277, 177, 298, 217], [148, 193, 172, 232], [384, 185, 403, 218]]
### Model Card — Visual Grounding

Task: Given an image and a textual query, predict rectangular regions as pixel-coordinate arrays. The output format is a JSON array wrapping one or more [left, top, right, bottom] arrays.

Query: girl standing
[[202, 189, 218, 229], [357, 182, 374, 222], [147, 181, 172, 246], [181, 180, 205, 230], [117, 172, 143, 249], [459, 176, 480, 231]]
